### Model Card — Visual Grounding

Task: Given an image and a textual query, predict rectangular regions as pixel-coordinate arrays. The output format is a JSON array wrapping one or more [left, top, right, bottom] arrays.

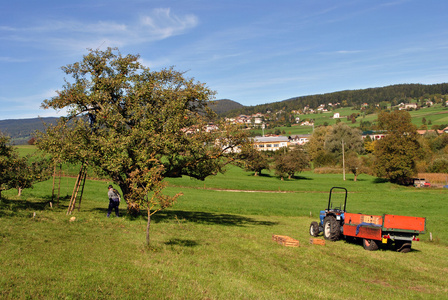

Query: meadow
[[1, 163, 447, 299]]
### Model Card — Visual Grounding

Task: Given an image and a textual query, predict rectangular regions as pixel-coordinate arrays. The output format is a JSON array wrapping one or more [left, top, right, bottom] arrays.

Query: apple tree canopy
[[38, 48, 246, 213]]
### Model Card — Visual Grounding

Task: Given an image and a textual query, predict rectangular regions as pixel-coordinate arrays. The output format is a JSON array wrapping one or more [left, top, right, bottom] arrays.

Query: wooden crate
[[309, 238, 326, 246], [272, 235, 300, 247]]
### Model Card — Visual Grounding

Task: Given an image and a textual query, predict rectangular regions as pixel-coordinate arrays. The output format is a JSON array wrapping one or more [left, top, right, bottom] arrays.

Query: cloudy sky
[[1, 0, 447, 120]]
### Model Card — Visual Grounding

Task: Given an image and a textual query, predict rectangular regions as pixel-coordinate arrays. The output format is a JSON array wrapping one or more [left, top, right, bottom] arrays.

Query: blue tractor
[[309, 187, 347, 241]]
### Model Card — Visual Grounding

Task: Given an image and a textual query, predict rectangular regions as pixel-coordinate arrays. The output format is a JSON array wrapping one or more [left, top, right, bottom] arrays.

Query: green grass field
[[1, 165, 447, 299]]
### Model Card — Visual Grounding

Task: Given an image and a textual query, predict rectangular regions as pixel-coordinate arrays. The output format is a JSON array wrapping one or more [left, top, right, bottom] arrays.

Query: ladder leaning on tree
[[67, 163, 87, 215]]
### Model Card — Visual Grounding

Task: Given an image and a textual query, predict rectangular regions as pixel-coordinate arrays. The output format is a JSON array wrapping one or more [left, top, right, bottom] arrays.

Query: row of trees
[[304, 110, 436, 184], [235, 144, 309, 180], [233, 110, 429, 184]]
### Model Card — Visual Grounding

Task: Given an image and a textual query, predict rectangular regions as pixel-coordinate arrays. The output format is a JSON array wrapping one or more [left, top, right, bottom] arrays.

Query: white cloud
[[139, 8, 198, 40], [0, 8, 199, 53]]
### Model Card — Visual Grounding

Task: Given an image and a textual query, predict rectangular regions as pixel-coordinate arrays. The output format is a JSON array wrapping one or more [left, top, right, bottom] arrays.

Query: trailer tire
[[309, 221, 319, 237], [396, 241, 412, 253], [323, 216, 341, 241], [363, 238, 379, 251]]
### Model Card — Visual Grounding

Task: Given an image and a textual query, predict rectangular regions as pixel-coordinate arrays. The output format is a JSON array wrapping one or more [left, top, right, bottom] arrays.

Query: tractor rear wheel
[[323, 216, 341, 241], [363, 238, 379, 251], [309, 221, 319, 237], [396, 241, 412, 253]]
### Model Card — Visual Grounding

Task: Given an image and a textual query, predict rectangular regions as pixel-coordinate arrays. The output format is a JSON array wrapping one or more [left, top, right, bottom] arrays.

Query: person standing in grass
[[107, 185, 121, 217]]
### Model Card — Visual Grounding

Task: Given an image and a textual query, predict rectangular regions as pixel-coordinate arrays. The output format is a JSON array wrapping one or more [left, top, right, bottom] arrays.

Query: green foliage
[[374, 111, 423, 183], [0, 133, 49, 198], [274, 147, 309, 179], [0, 133, 15, 197], [234, 143, 270, 176], [428, 157, 448, 173], [324, 123, 364, 160]]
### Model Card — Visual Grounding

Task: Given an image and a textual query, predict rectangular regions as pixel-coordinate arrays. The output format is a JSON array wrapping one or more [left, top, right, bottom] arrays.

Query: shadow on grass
[[246, 172, 274, 178], [152, 210, 278, 227], [0, 197, 55, 217], [373, 178, 389, 184], [164, 238, 199, 247]]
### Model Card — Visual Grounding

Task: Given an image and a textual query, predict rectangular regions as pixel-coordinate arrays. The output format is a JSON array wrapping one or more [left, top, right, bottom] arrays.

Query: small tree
[[235, 143, 270, 176], [306, 126, 331, 162], [274, 147, 309, 180], [8, 156, 51, 196], [374, 110, 423, 183], [324, 123, 364, 161], [0, 133, 15, 198], [345, 152, 368, 182]]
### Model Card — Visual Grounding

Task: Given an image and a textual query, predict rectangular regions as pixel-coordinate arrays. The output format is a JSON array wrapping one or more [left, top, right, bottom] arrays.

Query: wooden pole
[[57, 164, 62, 208], [51, 163, 56, 202], [342, 139, 346, 181]]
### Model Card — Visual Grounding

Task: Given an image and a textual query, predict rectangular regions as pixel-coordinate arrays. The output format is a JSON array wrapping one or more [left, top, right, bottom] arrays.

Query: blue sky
[[1, 0, 448, 120]]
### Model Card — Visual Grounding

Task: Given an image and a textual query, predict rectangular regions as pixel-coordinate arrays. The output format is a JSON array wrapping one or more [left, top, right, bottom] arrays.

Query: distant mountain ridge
[[220, 83, 448, 117], [2, 83, 448, 144], [0, 117, 58, 144]]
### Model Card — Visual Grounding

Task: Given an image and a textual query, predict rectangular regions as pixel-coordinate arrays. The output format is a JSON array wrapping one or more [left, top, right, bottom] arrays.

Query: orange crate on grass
[[272, 235, 300, 247]]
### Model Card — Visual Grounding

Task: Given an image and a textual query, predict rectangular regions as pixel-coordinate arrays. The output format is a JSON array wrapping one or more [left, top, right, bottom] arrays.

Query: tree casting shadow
[[0, 197, 52, 217], [152, 210, 278, 227]]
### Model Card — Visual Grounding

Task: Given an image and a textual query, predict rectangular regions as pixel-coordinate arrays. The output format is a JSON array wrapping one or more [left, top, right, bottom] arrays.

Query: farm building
[[253, 136, 290, 151]]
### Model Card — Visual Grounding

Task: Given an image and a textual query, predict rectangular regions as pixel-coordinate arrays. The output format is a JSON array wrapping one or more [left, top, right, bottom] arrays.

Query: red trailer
[[309, 187, 426, 252], [343, 212, 426, 252]]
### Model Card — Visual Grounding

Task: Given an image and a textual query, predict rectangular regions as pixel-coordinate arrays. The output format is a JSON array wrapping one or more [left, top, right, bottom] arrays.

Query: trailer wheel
[[323, 216, 341, 241], [363, 238, 379, 251], [309, 221, 319, 237], [396, 241, 412, 253]]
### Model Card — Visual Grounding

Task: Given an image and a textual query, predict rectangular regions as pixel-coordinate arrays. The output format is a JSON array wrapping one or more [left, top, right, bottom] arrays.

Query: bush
[[313, 167, 343, 174], [428, 157, 448, 173]]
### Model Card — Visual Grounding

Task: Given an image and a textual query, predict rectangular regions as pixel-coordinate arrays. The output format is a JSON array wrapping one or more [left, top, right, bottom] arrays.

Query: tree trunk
[[354, 174, 358, 182], [146, 207, 151, 246], [17, 187, 22, 197], [118, 181, 140, 216]]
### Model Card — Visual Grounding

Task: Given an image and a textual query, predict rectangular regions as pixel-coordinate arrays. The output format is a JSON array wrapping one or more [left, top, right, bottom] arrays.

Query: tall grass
[[1, 167, 448, 299]]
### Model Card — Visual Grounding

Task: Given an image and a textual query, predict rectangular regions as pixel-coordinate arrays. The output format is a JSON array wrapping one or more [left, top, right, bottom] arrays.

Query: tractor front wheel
[[363, 238, 379, 251], [309, 221, 319, 237], [323, 216, 341, 241]]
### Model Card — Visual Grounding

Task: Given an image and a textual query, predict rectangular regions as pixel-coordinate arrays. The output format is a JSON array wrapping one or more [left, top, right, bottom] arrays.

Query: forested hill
[[0, 117, 58, 144], [221, 83, 448, 116], [209, 99, 244, 114]]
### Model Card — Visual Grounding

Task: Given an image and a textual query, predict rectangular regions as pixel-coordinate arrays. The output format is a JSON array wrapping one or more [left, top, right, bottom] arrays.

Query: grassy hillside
[[250, 104, 448, 136], [1, 166, 447, 298]]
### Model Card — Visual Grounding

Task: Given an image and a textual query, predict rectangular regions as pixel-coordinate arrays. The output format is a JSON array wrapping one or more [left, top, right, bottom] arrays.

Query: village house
[[289, 135, 310, 145], [362, 131, 386, 140], [252, 136, 290, 151], [398, 103, 418, 110]]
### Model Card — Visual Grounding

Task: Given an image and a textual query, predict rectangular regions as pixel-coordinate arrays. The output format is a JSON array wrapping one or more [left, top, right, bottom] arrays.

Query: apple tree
[[37, 48, 246, 244]]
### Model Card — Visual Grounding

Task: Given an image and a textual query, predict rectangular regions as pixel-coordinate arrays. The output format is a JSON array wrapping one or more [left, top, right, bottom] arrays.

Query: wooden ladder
[[67, 163, 87, 215]]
